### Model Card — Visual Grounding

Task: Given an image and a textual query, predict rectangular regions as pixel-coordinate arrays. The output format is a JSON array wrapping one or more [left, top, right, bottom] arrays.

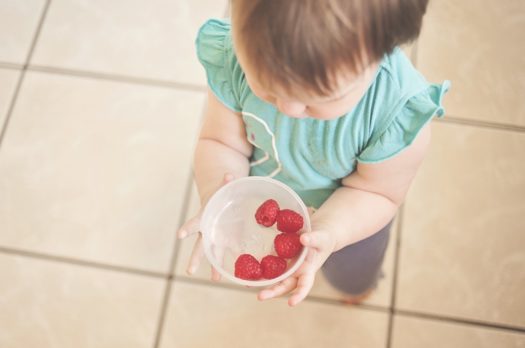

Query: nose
[[276, 99, 307, 118]]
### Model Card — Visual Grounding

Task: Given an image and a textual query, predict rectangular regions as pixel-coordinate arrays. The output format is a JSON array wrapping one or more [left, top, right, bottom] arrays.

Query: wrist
[[309, 217, 339, 253]]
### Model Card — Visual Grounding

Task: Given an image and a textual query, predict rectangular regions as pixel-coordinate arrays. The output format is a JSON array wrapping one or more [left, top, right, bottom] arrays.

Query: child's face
[[236, 49, 379, 120]]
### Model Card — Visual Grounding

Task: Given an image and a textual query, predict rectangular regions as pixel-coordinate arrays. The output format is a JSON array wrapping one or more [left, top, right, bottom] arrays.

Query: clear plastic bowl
[[200, 176, 310, 287]]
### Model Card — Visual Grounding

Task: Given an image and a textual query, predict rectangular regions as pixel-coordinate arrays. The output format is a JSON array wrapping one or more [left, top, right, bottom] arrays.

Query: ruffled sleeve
[[357, 80, 450, 163], [195, 19, 242, 112]]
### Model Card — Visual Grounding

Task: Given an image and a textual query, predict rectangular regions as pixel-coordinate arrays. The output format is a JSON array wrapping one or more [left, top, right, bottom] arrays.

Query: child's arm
[[314, 124, 432, 250], [194, 89, 253, 204], [258, 125, 432, 306], [177, 89, 253, 275]]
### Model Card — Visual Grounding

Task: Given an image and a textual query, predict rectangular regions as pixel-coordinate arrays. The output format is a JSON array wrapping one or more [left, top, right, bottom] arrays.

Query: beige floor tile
[[159, 281, 389, 348], [176, 182, 396, 307], [31, 0, 228, 85], [417, 0, 525, 126], [0, 71, 204, 272], [0, 253, 164, 348], [392, 315, 525, 348], [0, 0, 46, 64], [0, 68, 20, 126], [398, 122, 525, 327]]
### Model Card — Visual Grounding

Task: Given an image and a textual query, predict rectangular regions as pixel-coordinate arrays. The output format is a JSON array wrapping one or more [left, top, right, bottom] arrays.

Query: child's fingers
[[288, 273, 315, 306], [182, 173, 236, 278], [186, 234, 204, 275], [258, 277, 297, 301], [300, 248, 321, 274], [211, 267, 222, 282], [300, 245, 333, 281], [177, 214, 201, 239]]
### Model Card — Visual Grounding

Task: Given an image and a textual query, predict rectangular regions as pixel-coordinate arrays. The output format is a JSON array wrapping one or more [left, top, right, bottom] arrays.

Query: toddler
[[177, 0, 449, 306]]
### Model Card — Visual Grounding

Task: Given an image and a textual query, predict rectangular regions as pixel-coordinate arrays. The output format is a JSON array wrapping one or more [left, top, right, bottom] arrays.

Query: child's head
[[231, 0, 428, 119]]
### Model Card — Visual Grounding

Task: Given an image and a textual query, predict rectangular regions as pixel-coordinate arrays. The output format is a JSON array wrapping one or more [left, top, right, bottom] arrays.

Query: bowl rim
[[200, 176, 310, 287]]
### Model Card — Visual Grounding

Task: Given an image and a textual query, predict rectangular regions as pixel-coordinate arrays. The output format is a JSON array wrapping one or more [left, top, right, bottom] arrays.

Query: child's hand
[[257, 226, 337, 306], [176, 173, 235, 281]]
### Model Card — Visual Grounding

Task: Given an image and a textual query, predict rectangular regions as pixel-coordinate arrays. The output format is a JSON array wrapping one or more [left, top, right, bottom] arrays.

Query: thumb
[[300, 231, 334, 251]]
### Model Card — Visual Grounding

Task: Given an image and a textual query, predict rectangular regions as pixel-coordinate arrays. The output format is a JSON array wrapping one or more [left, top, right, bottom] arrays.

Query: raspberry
[[261, 255, 287, 279], [255, 199, 280, 227], [276, 209, 304, 233], [234, 254, 262, 280], [274, 233, 303, 259]]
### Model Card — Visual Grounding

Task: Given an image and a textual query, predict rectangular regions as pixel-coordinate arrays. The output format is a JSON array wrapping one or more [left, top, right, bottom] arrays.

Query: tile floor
[[0, 1, 524, 347]]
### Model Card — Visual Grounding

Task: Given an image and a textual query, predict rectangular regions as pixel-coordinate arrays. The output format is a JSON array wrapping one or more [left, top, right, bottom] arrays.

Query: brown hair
[[232, 0, 428, 97]]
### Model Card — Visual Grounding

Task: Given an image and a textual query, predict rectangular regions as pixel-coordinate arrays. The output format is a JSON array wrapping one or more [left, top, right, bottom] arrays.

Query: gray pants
[[321, 220, 393, 295]]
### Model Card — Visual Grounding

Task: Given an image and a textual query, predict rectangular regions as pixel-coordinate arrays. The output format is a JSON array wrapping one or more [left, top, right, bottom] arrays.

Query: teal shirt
[[196, 19, 450, 209]]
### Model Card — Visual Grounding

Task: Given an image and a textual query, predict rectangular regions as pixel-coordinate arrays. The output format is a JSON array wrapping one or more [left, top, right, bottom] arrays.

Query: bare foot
[[340, 288, 375, 305]]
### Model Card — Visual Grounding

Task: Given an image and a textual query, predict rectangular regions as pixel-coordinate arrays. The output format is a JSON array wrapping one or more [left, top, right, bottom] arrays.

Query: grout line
[[27, 65, 207, 92], [176, 277, 525, 336], [168, 97, 208, 278], [394, 309, 525, 335], [0, 62, 24, 70], [3, 243, 522, 337], [435, 116, 525, 133], [151, 169, 195, 348], [0, 246, 167, 279], [20, 67, 525, 135], [152, 98, 207, 348], [0, 0, 51, 149], [168, 165, 197, 277], [152, 277, 172, 348], [17, 59, 525, 135], [24, 0, 51, 68], [0, 67, 26, 148], [166, 169, 194, 277], [386, 205, 405, 348], [388, 315, 397, 348], [151, 278, 171, 348], [173, 275, 390, 313]]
